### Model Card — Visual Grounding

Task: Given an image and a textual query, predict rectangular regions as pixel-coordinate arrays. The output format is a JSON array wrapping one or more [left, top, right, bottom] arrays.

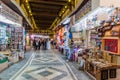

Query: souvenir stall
[[84, 8, 120, 80], [63, 24, 71, 57], [85, 20, 120, 80], [0, 53, 8, 72], [0, 23, 9, 72], [57, 26, 65, 54], [73, 17, 88, 45], [0, 23, 7, 51], [70, 18, 87, 62], [0, 1, 24, 71], [70, 0, 120, 79]]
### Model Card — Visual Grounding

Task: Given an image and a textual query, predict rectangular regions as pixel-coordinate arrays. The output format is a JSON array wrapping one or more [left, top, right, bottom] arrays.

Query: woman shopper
[[67, 39, 74, 61], [33, 39, 36, 50], [47, 39, 51, 50], [35, 40, 39, 50], [38, 39, 41, 50]]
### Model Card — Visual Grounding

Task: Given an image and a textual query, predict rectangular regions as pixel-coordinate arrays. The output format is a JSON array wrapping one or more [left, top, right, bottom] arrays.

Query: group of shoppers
[[33, 38, 51, 50]]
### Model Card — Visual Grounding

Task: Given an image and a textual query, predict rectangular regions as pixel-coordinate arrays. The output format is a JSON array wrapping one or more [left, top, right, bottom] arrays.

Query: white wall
[[100, 0, 120, 7], [92, 0, 120, 11], [92, 0, 100, 10]]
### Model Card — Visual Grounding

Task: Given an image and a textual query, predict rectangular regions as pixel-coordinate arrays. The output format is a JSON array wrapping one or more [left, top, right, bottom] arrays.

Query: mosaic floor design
[[14, 50, 73, 80], [31, 60, 63, 66], [21, 67, 68, 80]]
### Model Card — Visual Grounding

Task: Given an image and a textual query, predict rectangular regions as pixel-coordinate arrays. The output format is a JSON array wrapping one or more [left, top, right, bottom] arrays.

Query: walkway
[[14, 50, 74, 80], [0, 51, 33, 80]]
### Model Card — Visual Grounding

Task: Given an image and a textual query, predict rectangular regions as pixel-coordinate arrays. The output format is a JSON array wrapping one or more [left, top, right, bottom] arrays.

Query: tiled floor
[[54, 50, 93, 80], [15, 50, 74, 80], [0, 51, 33, 80]]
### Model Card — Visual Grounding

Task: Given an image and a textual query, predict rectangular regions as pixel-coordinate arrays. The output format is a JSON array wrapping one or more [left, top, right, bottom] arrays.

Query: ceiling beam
[[30, 3, 61, 10], [35, 20, 53, 23], [36, 24, 50, 26], [50, 0, 68, 1], [34, 18, 55, 21], [36, 25, 50, 27], [35, 21, 52, 24], [29, 0, 66, 5], [32, 12, 58, 17], [31, 8, 59, 13]]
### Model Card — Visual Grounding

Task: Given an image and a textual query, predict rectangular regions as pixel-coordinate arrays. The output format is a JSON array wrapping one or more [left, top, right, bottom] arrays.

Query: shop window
[[109, 69, 116, 78], [101, 69, 108, 80]]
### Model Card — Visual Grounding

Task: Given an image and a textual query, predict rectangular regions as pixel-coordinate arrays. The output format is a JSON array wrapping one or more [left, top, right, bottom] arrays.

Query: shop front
[[71, 19, 86, 47], [55, 17, 71, 54], [0, 1, 24, 72], [69, 0, 120, 80]]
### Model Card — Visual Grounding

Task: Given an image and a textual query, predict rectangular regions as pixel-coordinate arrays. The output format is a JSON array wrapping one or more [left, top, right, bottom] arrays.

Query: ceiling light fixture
[[30, 13, 32, 16], [65, 5, 67, 8], [68, 0, 71, 2], [29, 10, 31, 13], [27, 6, 30, 8], [25, 0, 28, 3], [0, 5, 2, 8]]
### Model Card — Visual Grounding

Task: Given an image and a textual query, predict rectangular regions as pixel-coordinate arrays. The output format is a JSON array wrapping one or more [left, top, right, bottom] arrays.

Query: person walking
[[67, 39, 74, 61], [47, 39, 51, 50], [35, 40, 39, 50], [41, 39, 44, 49], [53, 40, 56, 49], [33, 39, 36, 50], [38, 39, 41, 50], [44, 39, 47, 50]]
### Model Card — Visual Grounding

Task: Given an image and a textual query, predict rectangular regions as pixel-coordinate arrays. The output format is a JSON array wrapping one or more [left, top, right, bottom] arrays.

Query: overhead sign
[[0, 1, 22, 25], [75, 0, 91, 21]]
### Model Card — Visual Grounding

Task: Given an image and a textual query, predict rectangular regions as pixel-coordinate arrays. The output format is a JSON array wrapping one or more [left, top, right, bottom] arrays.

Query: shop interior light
[[25, 0, 28, 3], [29, 10, 31, 13], [62, 10, 64, 13], [0, 5, 2, 8], [65, 5, 67, 8], [63, 18, 70, 25], [27, 6, 30, 9], [30, 13, 32, 16]]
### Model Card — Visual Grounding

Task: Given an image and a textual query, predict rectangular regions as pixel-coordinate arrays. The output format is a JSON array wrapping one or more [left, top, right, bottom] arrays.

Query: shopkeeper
[[67, 39, 74, 61], [79, 57, 85, 70]]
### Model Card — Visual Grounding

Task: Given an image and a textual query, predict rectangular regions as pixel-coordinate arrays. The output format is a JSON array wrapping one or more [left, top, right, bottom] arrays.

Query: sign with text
[[75, 0, 91, 21], [0, 1, 22, 25]]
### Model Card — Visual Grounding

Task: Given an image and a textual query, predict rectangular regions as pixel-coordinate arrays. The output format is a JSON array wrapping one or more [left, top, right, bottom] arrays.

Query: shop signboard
[[75, 0, 91, 21], [0, 1, 22, 25]]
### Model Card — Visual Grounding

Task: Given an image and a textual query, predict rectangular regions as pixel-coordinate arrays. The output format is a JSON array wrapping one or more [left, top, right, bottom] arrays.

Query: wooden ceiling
[[28, 0, 69, 30]]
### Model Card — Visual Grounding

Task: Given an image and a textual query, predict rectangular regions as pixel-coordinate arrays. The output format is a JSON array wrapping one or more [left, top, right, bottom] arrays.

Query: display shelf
[[102, 37, 119, 39], [102, 50, 120, 55], [10, 27, 23, 50], [85, 59, 120, 80]]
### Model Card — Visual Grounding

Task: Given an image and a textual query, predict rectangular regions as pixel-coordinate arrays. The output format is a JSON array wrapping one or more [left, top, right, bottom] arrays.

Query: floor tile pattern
[[15, 50, 73, 80], [0, 51, 33, 80]]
